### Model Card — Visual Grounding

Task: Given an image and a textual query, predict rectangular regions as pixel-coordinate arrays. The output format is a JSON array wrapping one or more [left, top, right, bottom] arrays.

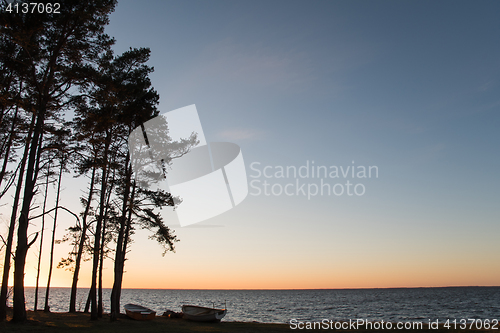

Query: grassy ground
[[0, 309, 496, 332]]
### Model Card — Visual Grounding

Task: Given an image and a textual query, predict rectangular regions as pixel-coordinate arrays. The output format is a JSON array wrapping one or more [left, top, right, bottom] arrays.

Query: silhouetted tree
[[0, 0, 115, 322], [1, 0, 195, 323], [107, 48, 198, 321], [0, 111, 36, 321], [64, 158, 98, 313]]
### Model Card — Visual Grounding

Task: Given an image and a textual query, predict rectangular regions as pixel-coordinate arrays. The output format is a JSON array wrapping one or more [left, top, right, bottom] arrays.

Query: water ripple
[[9, 286, 500, 323]]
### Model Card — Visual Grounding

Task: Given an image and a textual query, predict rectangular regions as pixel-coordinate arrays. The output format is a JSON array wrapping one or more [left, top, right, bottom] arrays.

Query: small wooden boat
[[181, 304, 227, 322], [124, 303, 156, 321]]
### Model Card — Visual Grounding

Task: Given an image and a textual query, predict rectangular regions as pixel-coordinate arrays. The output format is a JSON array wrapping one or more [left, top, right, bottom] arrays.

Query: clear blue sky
[[8, 0, 499, 289]]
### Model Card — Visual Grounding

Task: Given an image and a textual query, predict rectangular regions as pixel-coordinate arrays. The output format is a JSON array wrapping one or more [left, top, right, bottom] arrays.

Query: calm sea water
[[9, 287, 500, 323]]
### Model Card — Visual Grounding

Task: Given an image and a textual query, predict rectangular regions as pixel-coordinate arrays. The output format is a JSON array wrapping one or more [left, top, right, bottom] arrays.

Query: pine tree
[[0, 0, 116, 322]]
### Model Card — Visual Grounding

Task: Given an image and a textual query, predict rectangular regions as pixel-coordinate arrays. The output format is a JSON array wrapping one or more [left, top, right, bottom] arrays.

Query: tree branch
[[28, 205, 81, 225], [27, 232, 39, 249]]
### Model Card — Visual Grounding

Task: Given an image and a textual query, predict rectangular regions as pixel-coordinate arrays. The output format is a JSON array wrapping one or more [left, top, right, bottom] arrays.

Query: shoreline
[[0, 309, 291, 332], [0, 309, 497, 332]]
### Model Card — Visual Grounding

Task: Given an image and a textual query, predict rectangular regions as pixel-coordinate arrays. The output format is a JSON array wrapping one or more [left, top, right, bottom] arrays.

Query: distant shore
[[0, 308, 497, 332]]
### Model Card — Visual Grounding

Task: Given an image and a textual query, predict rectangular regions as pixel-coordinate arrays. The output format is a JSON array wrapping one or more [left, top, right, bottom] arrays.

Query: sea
[[9, 286, 500, 323]]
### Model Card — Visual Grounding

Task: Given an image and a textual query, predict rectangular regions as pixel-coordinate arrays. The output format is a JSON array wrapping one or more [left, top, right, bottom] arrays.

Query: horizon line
[[20, 285, 500, 291]]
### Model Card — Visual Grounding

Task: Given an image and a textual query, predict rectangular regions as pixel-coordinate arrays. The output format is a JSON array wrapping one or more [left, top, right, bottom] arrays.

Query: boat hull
[[124, 304, 156, 321], [182, 305, 227, 322]]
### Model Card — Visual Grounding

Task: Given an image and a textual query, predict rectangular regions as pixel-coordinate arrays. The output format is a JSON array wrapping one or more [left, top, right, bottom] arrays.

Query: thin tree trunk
[[97, 199, 109, 317], [0, 70, 14, 127], [84, 288, 91, 313], [69, 163, 96, 313], [34, 162, 51, 311], [119, 179, 136, 285], [0, 112, 35, 322], [97, 166, 114, 317], [13, 104, 46, 322], [0, 99, 20, 193], [44, 158, 64, 312], [97, 219, 105, 318], [90, 132, 111, 320]]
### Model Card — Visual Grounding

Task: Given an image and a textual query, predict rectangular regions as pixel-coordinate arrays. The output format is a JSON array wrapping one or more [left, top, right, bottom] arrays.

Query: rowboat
[[124, 303, 156, 321], [181, 304, 227, 322]]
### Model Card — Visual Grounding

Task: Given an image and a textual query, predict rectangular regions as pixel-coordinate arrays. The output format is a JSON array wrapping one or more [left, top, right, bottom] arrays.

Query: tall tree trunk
[[110, 181, 136, 321], [84, 288, 91, 313], [97, 219, 105, 318], [110, 154, 131, 322], [44, 158, 64, 312], [97, 166, 114, 318], [34, 162, 51, 312], [13, 105, 46, 322], [90, 132, 111, 320], [118, 179, 136, 298], [0, 112, 35, 322], [69, 163, 97, 313]]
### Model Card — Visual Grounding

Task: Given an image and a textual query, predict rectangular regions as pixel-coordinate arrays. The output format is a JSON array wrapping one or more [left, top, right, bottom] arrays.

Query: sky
[[2, 0, 499, 291]]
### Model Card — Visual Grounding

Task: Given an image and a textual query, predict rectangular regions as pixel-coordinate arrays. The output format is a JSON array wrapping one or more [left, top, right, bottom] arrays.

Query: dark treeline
[[0, 0, 193, 323]]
